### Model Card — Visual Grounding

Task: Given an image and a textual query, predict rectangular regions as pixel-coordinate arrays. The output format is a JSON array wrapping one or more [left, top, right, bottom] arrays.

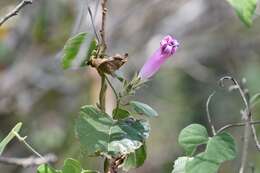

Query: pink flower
[[138, 35, 179, 80]]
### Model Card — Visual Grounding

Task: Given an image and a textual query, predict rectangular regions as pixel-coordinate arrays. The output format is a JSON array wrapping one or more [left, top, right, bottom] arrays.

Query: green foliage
[[204, 133, 236, 163], [81, 38, 97, 67], [178, 124, 208, 155], [75, 105, 150, 157], [37, 164, 60, 173], [62, 159, 81, 173], [129, 101, 158, 118], [61, 32, 87, 69], [172, 157, 192, 173], [37, 158, 99, 173], [226, 0, 257, 26], [186, 133, 236, 173], [250, 93, 260, 106], [185, 153, 219, 173], [112, 108, 130, 120], [0, 122, 22, 155], [122, 144, 147, 171], [174, 123, 237, 173]]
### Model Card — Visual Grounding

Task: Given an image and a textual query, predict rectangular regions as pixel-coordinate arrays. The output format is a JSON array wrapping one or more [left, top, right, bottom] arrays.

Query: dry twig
[[0, 0, 33, 27], [0, 154, 57, 167]]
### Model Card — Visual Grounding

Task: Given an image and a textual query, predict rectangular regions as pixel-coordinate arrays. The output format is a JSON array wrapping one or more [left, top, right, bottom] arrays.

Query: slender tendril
[[105, 75, 120, 117], [206, 91, 216, 136]]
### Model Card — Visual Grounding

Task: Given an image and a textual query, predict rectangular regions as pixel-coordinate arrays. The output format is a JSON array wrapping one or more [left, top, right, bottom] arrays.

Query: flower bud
[[138, 35, 179, 80]]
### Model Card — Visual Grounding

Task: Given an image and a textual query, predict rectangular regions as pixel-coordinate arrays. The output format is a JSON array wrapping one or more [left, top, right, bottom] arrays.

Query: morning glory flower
[[138, 35, 179, 80]]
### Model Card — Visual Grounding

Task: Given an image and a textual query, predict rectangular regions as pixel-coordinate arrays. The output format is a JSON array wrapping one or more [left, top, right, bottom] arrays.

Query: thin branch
[[219, 76, 251, 173], [0, 154, 57, 167], [105, 75, 120, 116], [88, 6, 100, 43], [0, 0, 33, 27], [100, 0, 108, 50], [219, 76, 249, 111], [13, 131, 44, 159], [250, 117, 260, 151], [206, 91, 216, 136], [217, 120, 260, 134], [99, 72, 107, 112]]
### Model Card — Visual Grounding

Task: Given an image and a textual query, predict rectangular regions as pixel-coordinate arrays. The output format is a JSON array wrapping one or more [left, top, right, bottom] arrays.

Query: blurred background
[[0, 0, 260, 172]]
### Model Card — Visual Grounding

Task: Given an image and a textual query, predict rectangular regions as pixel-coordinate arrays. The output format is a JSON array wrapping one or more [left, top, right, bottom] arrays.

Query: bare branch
[[0, 0, 33, 27], [217, 120, 260, 134], [206, 91, 216, 135], [0, 154, 57, 167], [100, 0, 108, 50]]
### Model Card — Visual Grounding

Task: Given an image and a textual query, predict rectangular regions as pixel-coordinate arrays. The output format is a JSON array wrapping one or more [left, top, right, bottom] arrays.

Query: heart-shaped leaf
[[75, 105, 150, 157], [185, 133, 236, 173], [178, 124, 208, 155]]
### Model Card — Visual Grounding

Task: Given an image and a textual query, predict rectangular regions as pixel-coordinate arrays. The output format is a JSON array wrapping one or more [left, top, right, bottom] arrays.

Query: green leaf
[[185, 133, 236, 173], [172, 157, 192, 173], [61, 32, 87, 69], [37, 159, 99, 173], [250, 93, 260, 107], [0, 122, 22, 155], [81, 171, 99, 173], [205, 132, 236, 163], [186, 153, 219, 173], [178, 124, 208, 155], [226, 0, 257, 27], [75, 105, 150, 157], [81, 38, 97, 67], [129, 101, 158, 117], [113, 108, 130, 120], [122, 144, 147, 171], [37, 164, 59, 173], [62, 158, 81, 173]]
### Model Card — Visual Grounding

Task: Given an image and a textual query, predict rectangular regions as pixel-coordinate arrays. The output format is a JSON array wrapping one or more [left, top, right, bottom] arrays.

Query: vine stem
[[99, 72, 107, 112], [98, 0, 111, 172], [206, 91, 216, 136], [105, 75, 120, 117], [219, 76, 251, 173], [217, 120, 260, 134]]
